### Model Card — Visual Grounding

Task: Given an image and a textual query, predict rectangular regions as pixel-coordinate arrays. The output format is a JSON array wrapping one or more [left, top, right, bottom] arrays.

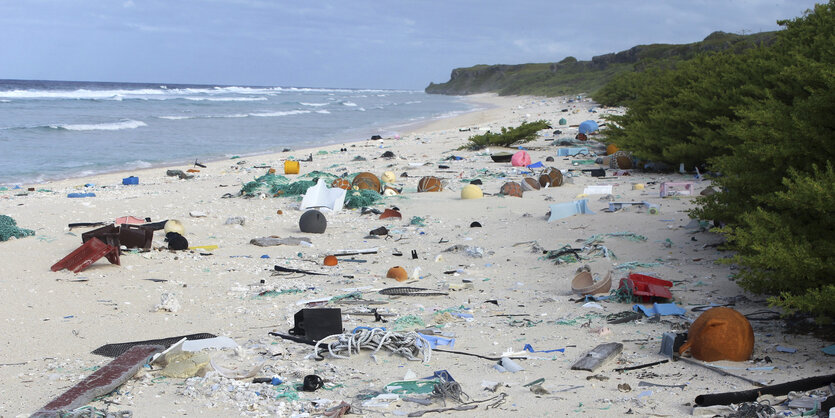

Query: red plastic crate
[[618, 273, 673, 302], [51, 237, 118, 273]]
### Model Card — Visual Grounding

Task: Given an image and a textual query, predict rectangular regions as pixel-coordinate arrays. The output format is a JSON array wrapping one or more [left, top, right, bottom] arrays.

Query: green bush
[[718, 164, 835, 296], [459, 120, 550, 150], [599, 1, 835, 317]]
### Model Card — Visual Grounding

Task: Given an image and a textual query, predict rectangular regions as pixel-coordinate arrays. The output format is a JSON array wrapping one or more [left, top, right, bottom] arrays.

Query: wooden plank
[[571, 342, 623, 372]]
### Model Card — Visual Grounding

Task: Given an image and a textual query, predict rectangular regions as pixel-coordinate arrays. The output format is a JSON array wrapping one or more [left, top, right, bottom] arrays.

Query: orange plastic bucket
[[284, 160, 300, 175]]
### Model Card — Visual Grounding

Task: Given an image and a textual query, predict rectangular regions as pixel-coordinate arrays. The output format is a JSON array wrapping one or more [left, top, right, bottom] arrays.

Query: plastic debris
[[0, 215, 35, 241]]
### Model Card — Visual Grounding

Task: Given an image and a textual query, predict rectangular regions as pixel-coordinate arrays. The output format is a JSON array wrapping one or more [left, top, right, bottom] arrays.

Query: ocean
[[0, 79, 474, 185]]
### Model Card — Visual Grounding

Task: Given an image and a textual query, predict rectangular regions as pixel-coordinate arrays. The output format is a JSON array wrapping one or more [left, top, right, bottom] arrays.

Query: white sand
[[0, 94, 830, 417]]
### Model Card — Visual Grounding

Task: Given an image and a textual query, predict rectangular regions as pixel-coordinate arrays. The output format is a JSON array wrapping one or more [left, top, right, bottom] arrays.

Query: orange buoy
[[386, 266, 408, 282], [379, 208, 402, 220], [500, 182, 523, 197], [352, 172, 381, 192], [331, 178, 351, 190], [417, 176, 443, 192], [606, 143, 619, 155], [323, 255, 338, 266], [679, 307, 754, 362]]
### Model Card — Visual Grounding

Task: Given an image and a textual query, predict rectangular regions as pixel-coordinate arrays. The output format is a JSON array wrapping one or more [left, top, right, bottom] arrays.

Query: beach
[[1, 93, 830, 417]]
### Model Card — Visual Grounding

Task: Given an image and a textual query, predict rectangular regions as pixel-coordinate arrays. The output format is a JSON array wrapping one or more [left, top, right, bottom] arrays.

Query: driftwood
[[571, 342, 623, 372]]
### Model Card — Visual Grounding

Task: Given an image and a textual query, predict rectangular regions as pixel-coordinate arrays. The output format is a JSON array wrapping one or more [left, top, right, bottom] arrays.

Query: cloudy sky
[[0, 0, 821, 89]]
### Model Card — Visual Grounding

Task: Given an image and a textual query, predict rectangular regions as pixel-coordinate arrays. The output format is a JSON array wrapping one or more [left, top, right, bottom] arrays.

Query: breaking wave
[[50, 119, 147, 131]]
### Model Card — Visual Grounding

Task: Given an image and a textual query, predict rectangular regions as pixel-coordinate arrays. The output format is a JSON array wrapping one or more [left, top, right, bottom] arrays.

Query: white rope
[[312, 328, 431, 362]]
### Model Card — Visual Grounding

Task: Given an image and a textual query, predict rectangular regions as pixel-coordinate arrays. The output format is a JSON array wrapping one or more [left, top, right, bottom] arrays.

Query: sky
[[0, 0, 823, 90]]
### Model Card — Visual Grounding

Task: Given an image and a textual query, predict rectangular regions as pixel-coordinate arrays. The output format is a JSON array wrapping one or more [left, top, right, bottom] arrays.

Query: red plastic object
[[618, 273, 673, 302], [81, 224, 120, 265], [32, 345, 163, 417], [51, 237, 119, 273]]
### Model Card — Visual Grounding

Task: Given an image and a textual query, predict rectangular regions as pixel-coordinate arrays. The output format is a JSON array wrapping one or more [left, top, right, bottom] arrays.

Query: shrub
[[459, 120, 550, 150]]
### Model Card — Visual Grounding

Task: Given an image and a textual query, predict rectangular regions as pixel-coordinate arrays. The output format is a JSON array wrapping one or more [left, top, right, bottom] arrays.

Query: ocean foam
[[185, 97, 267, 102], [315, 110, 330, 114], [341, 101, 358, 107], [52, 119, 148, 131], [300, 102, 329, 107], [249, 110, 311, 117]]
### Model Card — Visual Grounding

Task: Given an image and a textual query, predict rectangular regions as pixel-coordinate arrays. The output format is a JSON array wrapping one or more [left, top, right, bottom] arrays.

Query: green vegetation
[[425, 31, 774, 97], [459, 120, 551, 150], [596, 2, 835, 318]]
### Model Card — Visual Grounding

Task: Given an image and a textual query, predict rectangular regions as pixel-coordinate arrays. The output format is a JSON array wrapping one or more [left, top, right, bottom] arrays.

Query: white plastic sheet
[[300, 178, 346, 211]]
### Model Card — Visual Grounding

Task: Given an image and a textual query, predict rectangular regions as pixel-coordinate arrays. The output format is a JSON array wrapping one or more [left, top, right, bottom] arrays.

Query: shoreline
[[2, 93, 827, 417]]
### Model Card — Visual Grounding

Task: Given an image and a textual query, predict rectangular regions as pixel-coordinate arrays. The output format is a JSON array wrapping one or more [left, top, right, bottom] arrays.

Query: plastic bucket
[[284, 160, 300, 175]]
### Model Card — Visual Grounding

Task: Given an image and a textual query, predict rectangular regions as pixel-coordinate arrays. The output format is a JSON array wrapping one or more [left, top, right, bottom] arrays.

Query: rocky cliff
[[425, 31, 775, 96]]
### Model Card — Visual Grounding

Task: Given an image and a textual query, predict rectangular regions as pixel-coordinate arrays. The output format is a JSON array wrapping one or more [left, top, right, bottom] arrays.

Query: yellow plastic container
[[284, 160, 300, 175]]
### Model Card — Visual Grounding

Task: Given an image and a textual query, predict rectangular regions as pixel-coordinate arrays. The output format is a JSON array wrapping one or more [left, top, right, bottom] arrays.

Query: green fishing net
[[393, 315, 425, 331], [344, 189, 382, 209], [0, 215, 35, 242], [300, 171, 339, 182], [239, 173, 316, 197], [240, 173, 290, 196]]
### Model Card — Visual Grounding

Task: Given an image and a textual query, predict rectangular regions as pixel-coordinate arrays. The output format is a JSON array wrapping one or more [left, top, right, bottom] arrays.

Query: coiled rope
[[312, 328, 431, 362]]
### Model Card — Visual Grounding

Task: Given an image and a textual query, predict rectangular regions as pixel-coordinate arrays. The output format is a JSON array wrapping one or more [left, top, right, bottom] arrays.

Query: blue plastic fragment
[[527, 161, 544, 169], [822, 345, 835, 356], [633, 303, 685, 317], [260, 254, 270, 259], [775, 345, 797, 353], [67, 193, 96, 198], [523, 344, 565, 354], [416, 333, 455, 349]]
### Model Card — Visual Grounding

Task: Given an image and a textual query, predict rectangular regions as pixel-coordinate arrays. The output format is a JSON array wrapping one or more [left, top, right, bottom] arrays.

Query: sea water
[[0, 79, 475, 185]]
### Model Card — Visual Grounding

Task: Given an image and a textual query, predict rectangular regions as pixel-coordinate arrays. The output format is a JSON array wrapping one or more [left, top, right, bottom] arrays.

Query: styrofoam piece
[[183, 336, 239, 351], [583, 184, 613, 195]]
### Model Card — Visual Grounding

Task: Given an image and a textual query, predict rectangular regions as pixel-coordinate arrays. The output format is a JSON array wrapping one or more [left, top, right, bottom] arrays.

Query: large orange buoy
[[539, 167, 563, 187], [417, 176, 443, 192], [386, 266, 408, 282], [352, 172, 381, 192], [606, 143, 619, 155], [678, 307, 754, 362], [331, 178, 352, 190], [608, 151, 633, 169], [500, 182, 523, 197]]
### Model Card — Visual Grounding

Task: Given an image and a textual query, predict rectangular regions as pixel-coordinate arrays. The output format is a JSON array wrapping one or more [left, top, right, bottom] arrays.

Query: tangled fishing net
[[344, 189, 382, 209], [0, 215, 35, 241], [240, 172, 381, 209]]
